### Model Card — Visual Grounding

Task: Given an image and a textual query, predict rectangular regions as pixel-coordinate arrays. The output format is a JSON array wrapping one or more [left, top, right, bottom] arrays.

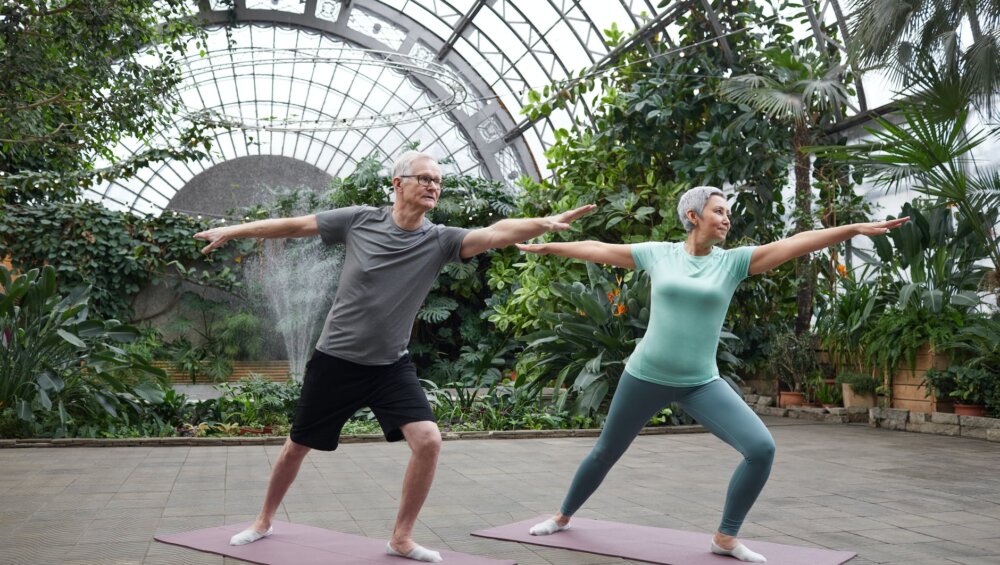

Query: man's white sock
[[710, 541, 766, 563], [529, 518, 570, 536], [386, 542, 443, 563]]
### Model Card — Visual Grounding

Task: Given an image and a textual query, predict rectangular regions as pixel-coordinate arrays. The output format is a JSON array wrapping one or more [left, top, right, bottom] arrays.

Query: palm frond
[[719, 75, 807, 124], [962, 29, 1000, 112]]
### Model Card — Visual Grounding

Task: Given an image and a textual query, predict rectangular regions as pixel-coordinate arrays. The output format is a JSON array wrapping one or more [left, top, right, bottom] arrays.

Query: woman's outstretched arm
[[516, 241, 635, 269], [749, 217, 909, 275]]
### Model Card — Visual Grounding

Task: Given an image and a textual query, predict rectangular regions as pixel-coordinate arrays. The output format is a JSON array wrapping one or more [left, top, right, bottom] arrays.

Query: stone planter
[[890, 344, 952, 414], [841, 383, 876, 409]]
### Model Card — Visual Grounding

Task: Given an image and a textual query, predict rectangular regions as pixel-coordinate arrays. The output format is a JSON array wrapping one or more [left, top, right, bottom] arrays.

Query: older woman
[[517, 186, 908, 563]]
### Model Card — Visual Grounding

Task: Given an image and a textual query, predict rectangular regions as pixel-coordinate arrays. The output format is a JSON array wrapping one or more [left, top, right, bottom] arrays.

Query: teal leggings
[[560, 373, 775, 536]]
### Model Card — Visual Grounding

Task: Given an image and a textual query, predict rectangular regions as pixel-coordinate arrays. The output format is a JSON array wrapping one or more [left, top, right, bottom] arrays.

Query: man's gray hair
[[677, 186, 725, 232], [392, 150, 437, 179]]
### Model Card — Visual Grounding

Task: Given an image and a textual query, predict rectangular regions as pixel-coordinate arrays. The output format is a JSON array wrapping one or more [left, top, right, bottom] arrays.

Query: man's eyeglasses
[[400, 174, 443, 188]]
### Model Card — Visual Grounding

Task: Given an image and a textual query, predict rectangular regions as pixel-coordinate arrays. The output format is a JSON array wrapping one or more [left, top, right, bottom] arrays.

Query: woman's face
[[694, 195, 732, 241]]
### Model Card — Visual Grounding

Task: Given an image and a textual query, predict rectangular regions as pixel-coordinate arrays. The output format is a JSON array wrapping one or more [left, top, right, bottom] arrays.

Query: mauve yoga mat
[[155, 521, 516, 565], [472, 516, 856, 565]]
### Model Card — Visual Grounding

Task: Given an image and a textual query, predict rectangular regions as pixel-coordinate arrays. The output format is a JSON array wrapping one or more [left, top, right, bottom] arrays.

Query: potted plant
[[811, 377, 843, 410], [835, 371, 879, 409], [923, 366, 990, 416], [764, 331, 820, 407], [948, 366, 991, 417]]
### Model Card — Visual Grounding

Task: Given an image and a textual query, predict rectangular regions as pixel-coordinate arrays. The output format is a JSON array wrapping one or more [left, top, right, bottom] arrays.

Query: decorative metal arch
[[89, 0, 864, 214]]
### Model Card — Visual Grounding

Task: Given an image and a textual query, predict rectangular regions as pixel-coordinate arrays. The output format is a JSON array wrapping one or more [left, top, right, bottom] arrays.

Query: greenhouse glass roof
[[88, 0, 863, 215]]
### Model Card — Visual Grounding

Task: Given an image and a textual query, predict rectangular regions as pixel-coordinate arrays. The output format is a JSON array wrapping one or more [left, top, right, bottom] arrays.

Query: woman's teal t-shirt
[[624, 241, 756, 387]]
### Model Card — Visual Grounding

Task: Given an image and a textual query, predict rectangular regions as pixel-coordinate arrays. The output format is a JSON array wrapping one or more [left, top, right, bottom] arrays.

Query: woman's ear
[[686, 209, 699, 227]]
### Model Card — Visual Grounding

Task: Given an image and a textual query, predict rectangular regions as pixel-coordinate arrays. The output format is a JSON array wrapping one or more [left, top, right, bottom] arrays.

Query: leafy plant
[[0, 265, 165, 437], [213, 376, 301, 427], [720, 45, 851, 334], [848, 0, 1000, 112], [0, 200, 252, 319], [923, 365, 995, 407], [763, 330, 820, 393], [0, 1, 216, 204], [518, 263, 649, 416], [811, 379, 843, 407], [813, 70, 1000, 291], [944, 315, 1000, 376], [835, 371, 880, 397]]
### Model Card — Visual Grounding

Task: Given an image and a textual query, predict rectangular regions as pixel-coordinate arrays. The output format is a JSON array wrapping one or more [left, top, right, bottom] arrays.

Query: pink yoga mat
[[472, 516, 856, 565], [155, 520, 516, 565]]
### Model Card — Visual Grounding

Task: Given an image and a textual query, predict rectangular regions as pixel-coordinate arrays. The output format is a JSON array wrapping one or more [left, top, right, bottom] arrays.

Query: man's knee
[[403, 421, 441, 457], [282, 437, 312, 461]]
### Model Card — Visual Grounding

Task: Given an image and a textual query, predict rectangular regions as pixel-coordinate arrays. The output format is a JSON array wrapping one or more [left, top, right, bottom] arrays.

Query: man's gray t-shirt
[[314, 205, 469, 365]]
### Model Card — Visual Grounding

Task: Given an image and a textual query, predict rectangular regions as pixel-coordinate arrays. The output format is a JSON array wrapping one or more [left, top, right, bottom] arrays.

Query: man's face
[[395, 158, 442, 211]]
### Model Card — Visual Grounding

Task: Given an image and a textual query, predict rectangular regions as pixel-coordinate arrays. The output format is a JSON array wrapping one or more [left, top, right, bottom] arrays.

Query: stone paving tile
[[2, 418, 1000, 564], [852, 527, 943, 544]]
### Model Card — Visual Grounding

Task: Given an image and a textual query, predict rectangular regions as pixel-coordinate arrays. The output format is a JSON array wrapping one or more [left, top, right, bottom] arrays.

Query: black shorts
[[289, 350, 435, 451]]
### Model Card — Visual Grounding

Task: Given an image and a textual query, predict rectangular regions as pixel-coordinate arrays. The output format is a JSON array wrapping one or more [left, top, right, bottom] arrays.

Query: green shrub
[[835, 371, 880, 397]]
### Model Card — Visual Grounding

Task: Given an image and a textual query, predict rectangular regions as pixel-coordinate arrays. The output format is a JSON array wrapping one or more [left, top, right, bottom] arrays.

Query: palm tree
[[848, 0, 1000, 112], [812, 69, 1000, 293], [720, 46, 851, 335]]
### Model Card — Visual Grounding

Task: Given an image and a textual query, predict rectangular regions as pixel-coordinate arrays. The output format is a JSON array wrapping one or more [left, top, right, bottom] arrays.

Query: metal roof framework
[[89, 0, 862, 215]]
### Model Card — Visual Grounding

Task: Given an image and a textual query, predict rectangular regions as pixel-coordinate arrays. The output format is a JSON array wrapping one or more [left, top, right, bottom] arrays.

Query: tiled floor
[[1, 418, 998, 564]]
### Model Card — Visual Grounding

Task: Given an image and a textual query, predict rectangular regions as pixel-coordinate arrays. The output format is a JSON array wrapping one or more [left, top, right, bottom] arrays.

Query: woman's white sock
[[710, 541, 767, 563], [229, 526, 273, 546], [529, 518, 570, 536]]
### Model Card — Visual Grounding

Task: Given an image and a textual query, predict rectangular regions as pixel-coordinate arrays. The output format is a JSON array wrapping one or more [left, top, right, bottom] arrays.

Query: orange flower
[[607, 291, 615, 303], [836, 263, 847, 277], [612, 303, 628, 317], [578, 309, 587, 317]]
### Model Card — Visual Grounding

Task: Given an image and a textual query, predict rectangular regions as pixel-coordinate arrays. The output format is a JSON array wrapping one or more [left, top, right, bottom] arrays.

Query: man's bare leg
[[230, 437, 312, 545], [387, 421, 442, 562]]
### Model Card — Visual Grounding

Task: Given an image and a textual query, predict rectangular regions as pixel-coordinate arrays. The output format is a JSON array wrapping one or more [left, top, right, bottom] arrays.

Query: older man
[[194, 150, 593, 562]]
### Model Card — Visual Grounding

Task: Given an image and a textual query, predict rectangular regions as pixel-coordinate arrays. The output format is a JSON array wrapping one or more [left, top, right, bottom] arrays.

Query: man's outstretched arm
[[459, 204, 596, 259], [194, 215, 319, 254]]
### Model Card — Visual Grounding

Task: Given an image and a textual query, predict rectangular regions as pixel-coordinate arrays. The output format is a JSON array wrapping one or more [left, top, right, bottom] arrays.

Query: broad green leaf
[[56, 329, 86, 348]]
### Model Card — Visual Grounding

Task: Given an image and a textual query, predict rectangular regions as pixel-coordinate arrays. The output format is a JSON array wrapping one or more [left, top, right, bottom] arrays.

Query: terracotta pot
[[778, 391, 806, 408], [953, 403, 986, 417]]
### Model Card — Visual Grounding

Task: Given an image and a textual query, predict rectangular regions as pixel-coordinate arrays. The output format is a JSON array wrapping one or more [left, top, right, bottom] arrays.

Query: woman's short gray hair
[[392, 150, 436, 179], [677, 186, 725, 232]]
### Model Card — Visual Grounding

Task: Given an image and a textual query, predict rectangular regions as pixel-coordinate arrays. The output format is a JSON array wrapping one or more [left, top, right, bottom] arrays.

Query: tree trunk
[[793, 122, 814, 336]]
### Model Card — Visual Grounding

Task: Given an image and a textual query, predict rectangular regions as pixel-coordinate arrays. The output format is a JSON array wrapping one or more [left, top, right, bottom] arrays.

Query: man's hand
[[194, 226, 232, 254], [856, 216, 910, 236], [542, 204, 597, 232]]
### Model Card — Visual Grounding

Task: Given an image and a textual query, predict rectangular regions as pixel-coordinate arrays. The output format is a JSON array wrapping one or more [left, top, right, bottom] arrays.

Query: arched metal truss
[[89, 0, 863, 215]]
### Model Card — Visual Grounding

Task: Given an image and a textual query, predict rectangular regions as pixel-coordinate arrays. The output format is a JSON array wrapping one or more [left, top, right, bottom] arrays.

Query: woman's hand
[[855, 216, 910, 236], [515, 243, 550, 255]]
